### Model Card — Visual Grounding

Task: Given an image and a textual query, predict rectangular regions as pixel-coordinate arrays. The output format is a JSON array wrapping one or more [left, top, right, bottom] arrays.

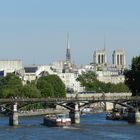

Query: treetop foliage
[[124, 55, 140, 96], [37, 75, 66, 98], [0, 73, 66, 98], [77, 71, 97, 83], [0, 73, 22, 97], [77, 71, 129, 93]]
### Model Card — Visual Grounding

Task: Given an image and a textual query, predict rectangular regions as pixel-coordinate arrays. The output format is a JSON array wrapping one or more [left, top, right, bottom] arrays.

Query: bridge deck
[[0, 96, 139, 103]]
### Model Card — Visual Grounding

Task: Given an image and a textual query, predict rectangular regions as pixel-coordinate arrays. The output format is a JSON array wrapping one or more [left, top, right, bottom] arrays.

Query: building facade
[[0, 60, 22, 76], [96, 70, 125, 84], [58, 72, 84, 92], [21, 65, 55, 82]]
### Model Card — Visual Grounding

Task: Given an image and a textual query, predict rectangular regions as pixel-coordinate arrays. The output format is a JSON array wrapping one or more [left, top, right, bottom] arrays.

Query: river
[[0, 113, 139, 140]]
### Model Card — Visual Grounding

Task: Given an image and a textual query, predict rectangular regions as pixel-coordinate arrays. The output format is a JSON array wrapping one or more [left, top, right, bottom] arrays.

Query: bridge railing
[[0, 96, 139, 103]]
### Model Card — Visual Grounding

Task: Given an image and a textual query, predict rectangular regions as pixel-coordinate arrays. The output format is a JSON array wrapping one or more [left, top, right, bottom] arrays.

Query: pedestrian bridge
[[0, 95, 136, 104], [0, 92, 133, 104], [0, 94, 140, 126]]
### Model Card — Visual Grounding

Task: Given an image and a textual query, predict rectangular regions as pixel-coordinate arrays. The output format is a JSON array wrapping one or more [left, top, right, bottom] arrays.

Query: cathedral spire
[[67, 32, 70, 49], [66, 32, 71, 62], [104, 34, 106, 51]]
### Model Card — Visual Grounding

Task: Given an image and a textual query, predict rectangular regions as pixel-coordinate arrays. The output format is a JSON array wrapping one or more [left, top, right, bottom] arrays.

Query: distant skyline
[[0, 0, 140, 67]]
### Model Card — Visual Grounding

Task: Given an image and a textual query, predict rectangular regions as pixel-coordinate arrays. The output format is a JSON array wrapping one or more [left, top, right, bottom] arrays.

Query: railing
[[0, 96, 140, 103]]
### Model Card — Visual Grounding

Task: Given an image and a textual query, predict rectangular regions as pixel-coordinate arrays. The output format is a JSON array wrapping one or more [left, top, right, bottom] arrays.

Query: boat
[[106, 112, 113, 120], [106, 108, 124, 120], [43, 114, 71, 127], [81, 108, 93, 114]]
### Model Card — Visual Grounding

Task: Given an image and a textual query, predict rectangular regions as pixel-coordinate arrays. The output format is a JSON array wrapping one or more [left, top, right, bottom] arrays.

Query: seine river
[[0, 113, 140, 140]]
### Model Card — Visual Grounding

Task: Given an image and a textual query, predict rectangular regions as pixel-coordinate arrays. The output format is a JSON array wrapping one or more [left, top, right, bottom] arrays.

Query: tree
[[37, 75, 66, 98], [0, 73, 23, 98], [21, 83, 41, 98], [77, 71, 129, 93], [77, 71, 97, 87], [36, 78, 54, 97], [47, 75, 66, 97], [124, 55, 140, 96]]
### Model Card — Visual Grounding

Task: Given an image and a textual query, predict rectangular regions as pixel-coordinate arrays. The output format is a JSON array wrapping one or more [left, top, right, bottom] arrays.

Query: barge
[[43, 114, 71, 127]]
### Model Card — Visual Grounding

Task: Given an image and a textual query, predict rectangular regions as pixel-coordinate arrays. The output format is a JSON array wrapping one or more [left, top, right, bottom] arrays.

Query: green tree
[[124, 55, 140, 96], [77, 71, 129, 93], [0, 73, 23, 98], [77, 71, 97, 87], [48, 75, 66, 97], [36, 78, 54, 97], [21, 83, 41, 98], [37, 75, 66, 98]]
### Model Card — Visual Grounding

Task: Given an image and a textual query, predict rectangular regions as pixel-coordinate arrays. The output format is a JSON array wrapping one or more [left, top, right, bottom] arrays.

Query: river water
[[0, 113, 139, 140]]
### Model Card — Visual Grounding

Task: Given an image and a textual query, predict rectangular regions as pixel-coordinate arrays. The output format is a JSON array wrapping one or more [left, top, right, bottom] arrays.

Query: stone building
[[112, 49, 126, 70], [93, 49, 107, 65]]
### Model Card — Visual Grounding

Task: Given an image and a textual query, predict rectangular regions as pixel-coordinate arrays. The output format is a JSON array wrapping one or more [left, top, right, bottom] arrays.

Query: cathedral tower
[[112, 49, 125, 69]]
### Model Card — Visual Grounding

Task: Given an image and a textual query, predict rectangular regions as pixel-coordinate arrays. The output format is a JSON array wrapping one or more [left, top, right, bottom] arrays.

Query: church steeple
[[66, 32, 71, 62], [104, 34, 106, 51]]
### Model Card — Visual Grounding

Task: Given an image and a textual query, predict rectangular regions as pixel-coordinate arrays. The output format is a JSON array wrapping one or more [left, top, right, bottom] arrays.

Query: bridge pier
[[69, 103, 80, 124], [135, 110, 140, 123], [128, 109, 140, 123], [9, 103, 18, 126]]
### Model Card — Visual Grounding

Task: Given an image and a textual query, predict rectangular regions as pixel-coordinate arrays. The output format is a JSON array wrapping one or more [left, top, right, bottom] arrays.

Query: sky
[[0, 0, 140, 67]]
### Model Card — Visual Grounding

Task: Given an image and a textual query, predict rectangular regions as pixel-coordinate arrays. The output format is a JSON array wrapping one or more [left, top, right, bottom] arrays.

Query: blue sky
[[0, 0, 140, 66]]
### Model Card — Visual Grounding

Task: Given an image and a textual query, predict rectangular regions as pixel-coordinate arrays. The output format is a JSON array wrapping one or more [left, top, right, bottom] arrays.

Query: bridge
[[0, 95, 140, 126]]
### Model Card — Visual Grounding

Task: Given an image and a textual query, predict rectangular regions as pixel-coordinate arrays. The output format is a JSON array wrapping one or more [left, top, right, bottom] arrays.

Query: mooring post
[[9, 102, 18, 126]]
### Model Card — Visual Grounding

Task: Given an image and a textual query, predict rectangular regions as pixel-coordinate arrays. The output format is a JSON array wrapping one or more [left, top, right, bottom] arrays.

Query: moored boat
[[43, 114, 71, 127], [106, 108, 124, 120]]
